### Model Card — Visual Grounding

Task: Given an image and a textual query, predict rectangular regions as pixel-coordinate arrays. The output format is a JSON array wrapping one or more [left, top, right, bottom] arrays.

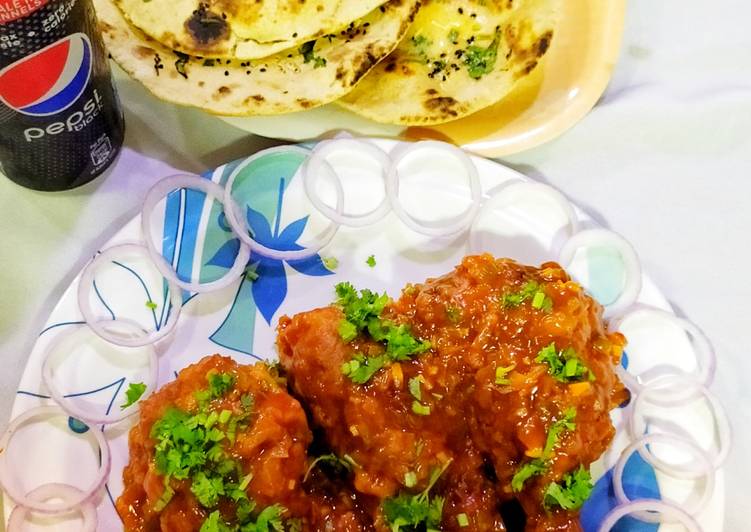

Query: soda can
[[0, 0, 124, 191]]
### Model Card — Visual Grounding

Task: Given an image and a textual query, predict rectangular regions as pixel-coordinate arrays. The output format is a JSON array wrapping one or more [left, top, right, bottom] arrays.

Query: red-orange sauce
[[116, 355, 371, 531], [277, 255, 627, 531]]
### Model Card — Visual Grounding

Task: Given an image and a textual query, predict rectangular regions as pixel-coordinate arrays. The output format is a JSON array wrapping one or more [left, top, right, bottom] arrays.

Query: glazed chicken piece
[[278, 254, 626, 531], [117, 355, 371, 531]]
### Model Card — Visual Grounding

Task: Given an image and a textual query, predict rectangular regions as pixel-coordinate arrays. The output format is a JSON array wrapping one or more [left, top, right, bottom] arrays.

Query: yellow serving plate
[[223, 0, 626, 158]]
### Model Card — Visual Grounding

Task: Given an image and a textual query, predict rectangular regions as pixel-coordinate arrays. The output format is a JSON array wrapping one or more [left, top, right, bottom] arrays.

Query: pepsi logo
[[0, 33, 92, 116]]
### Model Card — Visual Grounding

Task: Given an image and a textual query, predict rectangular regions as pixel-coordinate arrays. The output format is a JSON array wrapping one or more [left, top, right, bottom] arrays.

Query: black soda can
[[0, 0, 124, 191]]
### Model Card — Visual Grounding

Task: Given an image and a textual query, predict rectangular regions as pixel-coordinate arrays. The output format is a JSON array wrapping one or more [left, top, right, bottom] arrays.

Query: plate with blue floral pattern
[[3, 139, 725, 531]]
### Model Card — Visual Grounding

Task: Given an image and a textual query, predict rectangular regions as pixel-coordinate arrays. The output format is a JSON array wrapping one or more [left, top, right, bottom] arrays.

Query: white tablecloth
[[1, 0, 748, 528]]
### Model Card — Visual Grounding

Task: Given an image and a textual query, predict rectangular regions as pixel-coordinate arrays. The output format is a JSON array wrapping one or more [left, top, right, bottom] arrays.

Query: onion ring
[[558, 228, 642, 318], [224, 146, 344, 261], [7, 483, 97, 531], [303, 138, 391, 227], [628, 374, 731, 470], [0, 406, 110, 514], [598, 500, 701, 532], [141, 174, 252, 293], [613, 433, 714, 520], [469, 181, 579, 256], [609, 306, 716, 397], [41, 320, 158, 425], [385, 140, 482, 237], [77, 243, 183, 348]]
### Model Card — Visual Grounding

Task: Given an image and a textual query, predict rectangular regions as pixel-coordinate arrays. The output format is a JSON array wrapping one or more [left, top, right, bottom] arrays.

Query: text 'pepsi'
[[0, 0, 124, 191]]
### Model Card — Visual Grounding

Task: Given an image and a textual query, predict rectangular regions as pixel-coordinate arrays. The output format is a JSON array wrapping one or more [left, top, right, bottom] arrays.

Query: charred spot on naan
[[184, 4, 230, 48]]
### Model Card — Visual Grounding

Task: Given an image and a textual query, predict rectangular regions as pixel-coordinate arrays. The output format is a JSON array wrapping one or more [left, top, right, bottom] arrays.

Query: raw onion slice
[[77, 243, 183, 348], [385, 140, 482, 237], [628, 374, 731, 470], [7, 483, 97, 531], [141, 174, 252, 293], [303, 138, 391, 227], [613, 433, 714, 520], [469, 181, 579, 256], [41, 320, 158, 425], [598, 500, 700, 532], [0, 406, 110, 514], [558, 228, 642, 318], [609, 306, 716, 396], [223, 146, 344, 261]]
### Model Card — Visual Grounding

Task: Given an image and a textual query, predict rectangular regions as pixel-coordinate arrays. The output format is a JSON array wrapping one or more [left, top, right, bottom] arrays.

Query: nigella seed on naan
[[96, 0, 419, 115], [115, 0, 392, 60], [338, 0, 560, 125]]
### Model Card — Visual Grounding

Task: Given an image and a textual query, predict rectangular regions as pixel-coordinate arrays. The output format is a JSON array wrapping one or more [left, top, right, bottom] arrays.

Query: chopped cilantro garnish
[[120, 382, 147, 410], [335, 282, 430, 384], [335, 282, 388, 332], [240, 394, 255, 412], [145, 300, 158, 310], [341, 354, 388, 384], [445, 305, 462, 323], [502, 280, 552, 312], [543, 407, 576, 457], [494, 364, 516, 386], [366, 255, 377, 267], [464, 31, 500, 79], [408, 376, 424, 401], [512, 408, 578, 492], [383, 461, 450, 532], [200, 504, 286, 532], [191, 470, 226, 507], [245, 268, 259, 282], [543, 465, 594, 510], [457, 513, 469, 527], [535, 343, 594, 383], [511, 458, 547, 492], [322, 257, 339, 271], [411, 401, 431, 416], [299, 40, 326, 68], [448, 29, 459, 45], [304, 453, 355, 481], [411, 34, 431, 50]]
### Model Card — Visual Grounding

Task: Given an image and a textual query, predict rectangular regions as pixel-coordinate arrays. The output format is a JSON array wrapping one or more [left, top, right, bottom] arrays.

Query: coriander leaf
[[511, 458, 547, 492], [145, 300, 158, 310], [535, 343, 594, 383], [338, 320, 358, 343], [464, 31, 500, 79], [120, 382, 147, 410], [208, 371, 235, 398], [298, 40, 326, 68], [248, 504, 285, 532], [383, 461, 450, 532], [408, 376, 423, 401], [542, 407, 577, 458], [494, 364, 516, 386], [322, 257, 339, 271], [191, 471, 226, 508], [366, 255, 376, 267], [543, 465, 594, 510], [200, 510, 234, 532], [304, 453, 354, 481], [411, 401, 430, 416], [341, 354, 388, 384]]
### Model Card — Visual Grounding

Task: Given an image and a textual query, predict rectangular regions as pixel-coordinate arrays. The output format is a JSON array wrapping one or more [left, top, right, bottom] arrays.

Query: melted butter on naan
[[339, 0, 558, 125]]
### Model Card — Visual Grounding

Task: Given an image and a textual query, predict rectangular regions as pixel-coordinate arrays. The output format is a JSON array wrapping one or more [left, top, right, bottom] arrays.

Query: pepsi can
[[0, 0, 124, 191]]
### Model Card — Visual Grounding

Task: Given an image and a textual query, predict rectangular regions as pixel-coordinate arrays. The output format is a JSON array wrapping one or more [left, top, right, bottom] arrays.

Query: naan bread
[[114, 0, 390, 60], [95, 0, 419, 115], [339, 0, 559, 125]]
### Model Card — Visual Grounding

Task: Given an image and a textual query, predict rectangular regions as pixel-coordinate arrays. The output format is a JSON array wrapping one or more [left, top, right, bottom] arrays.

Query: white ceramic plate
[[3, 139, 724, 531]]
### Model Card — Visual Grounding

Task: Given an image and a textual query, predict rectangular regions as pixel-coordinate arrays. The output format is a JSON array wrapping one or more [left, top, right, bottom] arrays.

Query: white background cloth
[[1, 0, 749, 528]]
